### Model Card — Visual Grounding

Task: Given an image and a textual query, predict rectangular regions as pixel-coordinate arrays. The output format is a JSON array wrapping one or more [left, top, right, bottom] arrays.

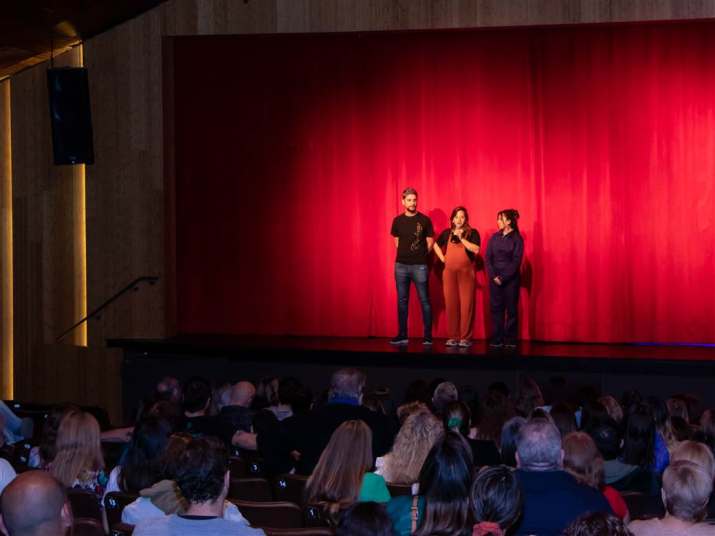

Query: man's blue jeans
[[395, 263, 432, 338]]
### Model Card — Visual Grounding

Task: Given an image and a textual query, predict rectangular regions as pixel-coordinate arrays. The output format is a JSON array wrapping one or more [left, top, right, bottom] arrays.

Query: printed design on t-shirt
[[410, 222, 424, 252]]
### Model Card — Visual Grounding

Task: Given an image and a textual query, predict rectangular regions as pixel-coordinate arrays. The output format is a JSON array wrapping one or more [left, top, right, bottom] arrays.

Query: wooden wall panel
[[9, 0, 715, 423], [0, 80, 12, 398]]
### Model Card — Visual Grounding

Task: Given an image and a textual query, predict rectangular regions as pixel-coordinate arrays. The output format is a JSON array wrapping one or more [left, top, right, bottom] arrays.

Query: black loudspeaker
[[47, 67, 94, 165]]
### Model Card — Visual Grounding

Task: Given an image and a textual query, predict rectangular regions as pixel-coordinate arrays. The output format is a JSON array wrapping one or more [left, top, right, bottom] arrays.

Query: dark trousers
[[489, 277, 519, 343], [395, 263, 432, 338]]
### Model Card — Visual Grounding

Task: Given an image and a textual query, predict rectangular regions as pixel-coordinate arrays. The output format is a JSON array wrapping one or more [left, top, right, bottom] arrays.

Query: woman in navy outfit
[[485, 209, 524, 349]]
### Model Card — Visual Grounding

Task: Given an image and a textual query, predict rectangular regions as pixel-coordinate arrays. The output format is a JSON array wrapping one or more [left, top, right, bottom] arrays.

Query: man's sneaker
[[445, 339, 459, 347], [389, 336, 409, 345], [458, 339, 473, 348], [423, 337, 433, 345], [488, 341, 503, 349]]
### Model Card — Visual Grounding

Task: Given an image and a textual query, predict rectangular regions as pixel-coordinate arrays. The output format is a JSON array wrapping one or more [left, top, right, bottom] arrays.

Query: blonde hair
[[663, 461, 712, 522], [562, 432, 603, 489], [305, 420, 373, 520], [50, 410, 104, 487], [671, 441, 715, 481], [381, 409, 444, 484], [598, 396, 624, 424]]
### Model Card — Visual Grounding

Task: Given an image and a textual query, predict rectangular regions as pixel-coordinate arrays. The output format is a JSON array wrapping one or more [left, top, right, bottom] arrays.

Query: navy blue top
[[514, 469, 612, 536], [485, 230, 524, 282]]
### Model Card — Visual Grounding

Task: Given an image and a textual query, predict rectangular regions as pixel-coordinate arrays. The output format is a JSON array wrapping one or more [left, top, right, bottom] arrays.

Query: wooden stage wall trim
[[11, 0, 715, 422]]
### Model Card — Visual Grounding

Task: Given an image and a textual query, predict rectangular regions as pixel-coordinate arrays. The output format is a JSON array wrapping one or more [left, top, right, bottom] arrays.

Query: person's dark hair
[[470, 465, 522, 535], [444, 401, 471, 437], [336, 502, 395, 536], [500, 417, 526, 467], [147, 400, 183, 431], [488, 382, 510, 399], [620, 390, 642, 415], [498, 209, 520, 234], [670, 416, 693, 442], [404, 380, 431, 405], [329, 368, 366, 400], [644, 396, 669, 432], [550, 403, 577, 437], [449, 206, 473, 236], [182, 377, 212, 413], [580, 400, 610, 434], [277, 377, 302, 408], [622, 404, 655, 468], [173, 436, 228, 503], [158, 432, 192, 480], [515, 377, 543, 418], [402, 187, 418, 199], [415, 431, 474, 536], [119, 416, 172, 493], [477, 390, 515, 444], [563, 512, 633, 536], [589, 420, 622, 461]]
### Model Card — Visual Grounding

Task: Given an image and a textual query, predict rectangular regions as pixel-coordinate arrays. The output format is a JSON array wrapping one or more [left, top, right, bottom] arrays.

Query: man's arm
[[394, 237, 399, 249], [426, 237, 434, 252]]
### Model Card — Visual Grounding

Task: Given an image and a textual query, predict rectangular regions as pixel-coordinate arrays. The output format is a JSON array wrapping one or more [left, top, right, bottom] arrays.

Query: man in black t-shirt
[[389, 187, 434, 345]]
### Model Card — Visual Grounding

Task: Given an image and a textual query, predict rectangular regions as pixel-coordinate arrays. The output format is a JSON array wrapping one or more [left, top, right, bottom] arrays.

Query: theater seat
[[264, 528, 335, 536], [110, 522, 134, 536], [73, 518, 105, 536], [104, 491, 139, 528], [229, 499, 303, 528], [67, 488, 102, 521], [272, 474, 309, 506], [387, 483, 413, 497], [229, 477, 274, 501]]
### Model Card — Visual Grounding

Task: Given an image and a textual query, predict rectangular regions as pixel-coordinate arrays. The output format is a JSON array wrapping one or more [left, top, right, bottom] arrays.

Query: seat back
[[387, 483, 413, 497], [109, 522, 135, 536], [622, 491, 665, 520], [104, 491, 139, 528], [229, 477, 274, 501], [67, 488, 102, 521], [303, 504, 331, 528], [72, 518, 105, 536], [229, 499, 303, 528], [273, 474, 309, 506], [264, 528, 335, 536]]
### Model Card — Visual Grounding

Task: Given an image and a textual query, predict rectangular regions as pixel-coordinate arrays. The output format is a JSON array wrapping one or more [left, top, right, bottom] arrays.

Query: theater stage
[[111, 336, 715, 422]]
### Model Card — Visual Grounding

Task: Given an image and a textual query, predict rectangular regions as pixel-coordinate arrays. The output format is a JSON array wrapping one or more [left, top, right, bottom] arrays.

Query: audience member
[[562, 432, 629, 521], [218, 381, 256, 434], [431, 382, 458, 416], [133, 437, 264, 536], [376, 406, 443, 484], [180, 377, 230, 442], [550, 402, 577, 437], [620, 405, 660, 492], [28, 405, 76, 469], [387, 431, 474, 536], [629, 460, 715, 536], [470, 465, 522, 536], [499, 416, 526, 467], [513, 419, 611, 535], [49, 410, 107, 497], [643, 397, 672, 473], [444, 401, 501, 467], [336, 502, 395, 536], [515, 377, 544, 418], [305, 420, 390, 524], [0, 471, 71, 536], [670, 440, 715, 481], [599, 396, 625, 425], [286, 368, 396, 475], [564, 512, 633, 536]]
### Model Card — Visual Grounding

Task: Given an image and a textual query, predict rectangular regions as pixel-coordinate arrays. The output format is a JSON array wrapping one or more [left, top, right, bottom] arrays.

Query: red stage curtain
[[172, 22, 715, 343]]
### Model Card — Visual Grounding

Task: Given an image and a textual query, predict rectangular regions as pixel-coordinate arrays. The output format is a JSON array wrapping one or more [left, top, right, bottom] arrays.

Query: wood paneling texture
[[0, 80, 12, 398], [8, 0, 715, 422]]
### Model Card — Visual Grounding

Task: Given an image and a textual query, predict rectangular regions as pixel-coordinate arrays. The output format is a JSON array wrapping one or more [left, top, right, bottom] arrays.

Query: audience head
[[255, 376, 280, 409], [305, 420, 373, 516], [119, 416, 172, 493], [383, 407, 443, 485], [470, 465, 522, 536], [214, 382, 232, 412], [661, 460, 712, 523], [579, 400, 610, 434], [396, 401, 429, 424], [336, 502, 394, 536], [480, 390, 515, 444], [415, 431, 474, 536], [0, 471, 71, 536], [670, 440, 715, 481], [563, 512, 633, 536], [173, 437, 229, 506], [499, 416, 526, 467], [38, 405, 77, 468], [50, 409, 104, 487], [277, 377, 303, 409], [329, 368, 366, 403], [590, 420, 622, 461], [432, 382, 459, 416], [404, 379, 431, 406], [182, 377, 212, 414], [159, 432, 193, 481], [516, 419, 562, 471], [155, 376, 182, 404], [622, 404, 655, 468], [229, 381, 256, 408], [667, 397, 690, 422], [444, 401, 471, 437], [598, 395, 624, 424], [562, 432, 603, 488], [515, 377, 544, 418], [550, 403, 577, 437]]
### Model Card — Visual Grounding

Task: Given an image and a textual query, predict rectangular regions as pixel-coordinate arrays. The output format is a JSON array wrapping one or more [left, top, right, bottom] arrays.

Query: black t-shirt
[[390, 212, 434, 265], [436, 228, 481, 262]]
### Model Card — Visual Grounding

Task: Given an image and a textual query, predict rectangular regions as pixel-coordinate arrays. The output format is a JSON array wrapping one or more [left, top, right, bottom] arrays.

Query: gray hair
[[329, 368, 366, 400], [516, 419, 562, 470], [432, 382, 458, 413]]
